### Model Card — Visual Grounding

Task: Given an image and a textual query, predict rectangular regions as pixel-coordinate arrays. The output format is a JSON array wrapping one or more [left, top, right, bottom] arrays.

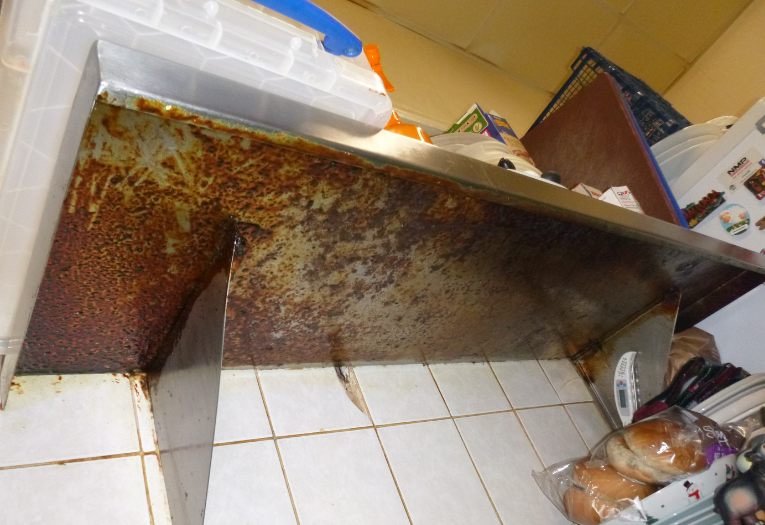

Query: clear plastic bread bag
[[593, 407, 739, 486], [533, 407, 741, 524], [532, 457, 657, 524]]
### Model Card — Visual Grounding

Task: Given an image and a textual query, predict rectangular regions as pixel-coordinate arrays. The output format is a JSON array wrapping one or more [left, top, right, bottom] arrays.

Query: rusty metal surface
[[13, 42, 765, 374], [576, 293, 681, 429], [16, 99, 762, 373]]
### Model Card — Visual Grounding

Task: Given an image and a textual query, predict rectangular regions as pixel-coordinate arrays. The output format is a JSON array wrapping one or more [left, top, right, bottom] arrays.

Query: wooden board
[[522, 74, 683, 226]]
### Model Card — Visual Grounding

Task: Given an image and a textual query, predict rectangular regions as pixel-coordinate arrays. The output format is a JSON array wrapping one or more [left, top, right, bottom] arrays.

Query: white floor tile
[[258, 368, 371, 436], [378, 419, 500, 525], [490, 360, 560, 408], [205, 441, 297, 525], [517, 406, 588, 466], [0, 374, 139, 466], [354, 364, 449, 424], [429, 362, 510, 416], [131, 374, 157, 453], [456, 413, 571, 525], [0, 456, 150, 524], [214, 370, 272, 444], [279, 429, 409, 525], [145, 454, 172, 525], [566, 403, 611, 450], [539, 359, 592, 403]]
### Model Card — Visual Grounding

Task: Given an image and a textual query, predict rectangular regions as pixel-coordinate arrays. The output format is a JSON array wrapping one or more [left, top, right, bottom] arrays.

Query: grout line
[[213, 436, 274, 447], [563, 404, 592, 452], [347, 367, 415, 525], [537, 359, 564, 403], [513, 400, 592, 412], [512, 410, 547, 468], [487, 361, 515, 410], [255, 369, 302, 525], [452, 419, 505, 525], [0, 451, 143, 471], [452, 408, 514, 419], [426, 364, 505, 525], [129, 373, 156, 525], [374, 427, 415, 525], [426, 364, 452, 417], [140, 455, 157, 525], [271, 425, 375, 441]]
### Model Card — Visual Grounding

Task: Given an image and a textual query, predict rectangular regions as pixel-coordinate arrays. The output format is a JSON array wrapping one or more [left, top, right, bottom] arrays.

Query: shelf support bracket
[[148, 220, 238, 525], [573, 291, 681, 430]]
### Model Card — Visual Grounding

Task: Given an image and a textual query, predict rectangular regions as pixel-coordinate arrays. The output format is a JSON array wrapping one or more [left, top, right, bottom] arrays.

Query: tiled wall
[[0, 359, 610, 524]]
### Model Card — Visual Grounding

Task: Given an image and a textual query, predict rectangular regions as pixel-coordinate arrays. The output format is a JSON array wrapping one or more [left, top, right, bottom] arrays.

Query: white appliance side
[[697, 284, 765, 373], [674, 115, 765, 252]]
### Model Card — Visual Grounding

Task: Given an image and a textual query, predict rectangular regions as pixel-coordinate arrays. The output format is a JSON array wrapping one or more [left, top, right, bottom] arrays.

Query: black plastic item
[[685, 366, 750, 409], [632, 357, 707, 422], [674, 363, 730, 408], [633, 358, 750, 422], [497, 158, 516, 170], [530, 47, 691, 146], [541, 171, 562, 184]]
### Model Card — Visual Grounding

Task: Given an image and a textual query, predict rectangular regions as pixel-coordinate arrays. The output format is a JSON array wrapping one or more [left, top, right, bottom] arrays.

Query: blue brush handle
[[251, 0, 362, 57]]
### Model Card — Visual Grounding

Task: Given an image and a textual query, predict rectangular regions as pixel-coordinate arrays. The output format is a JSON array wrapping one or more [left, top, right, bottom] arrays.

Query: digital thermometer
[[614, 351, 639, 426]]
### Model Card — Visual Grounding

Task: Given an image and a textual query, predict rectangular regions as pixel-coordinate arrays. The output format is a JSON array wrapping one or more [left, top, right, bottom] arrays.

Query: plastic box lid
[[0, 0, 391, 363]]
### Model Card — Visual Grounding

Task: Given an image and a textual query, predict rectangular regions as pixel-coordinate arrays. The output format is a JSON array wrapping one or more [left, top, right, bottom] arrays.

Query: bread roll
[[606, 435, 673, 484], [622, 419, 706, 476], [564, 460, 657, 525]]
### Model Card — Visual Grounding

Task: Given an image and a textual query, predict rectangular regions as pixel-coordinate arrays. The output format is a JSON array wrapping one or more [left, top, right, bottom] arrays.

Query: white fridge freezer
[[672, 98, 765, 253]]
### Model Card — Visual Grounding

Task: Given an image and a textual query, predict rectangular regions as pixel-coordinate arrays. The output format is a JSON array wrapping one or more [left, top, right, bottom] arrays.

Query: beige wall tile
[[313, 0, 552, 134], [365, 0, 498, 49], [597, 23, 687, 93], [665, 0, 765, 123], [625, 0, 751, 62], [467, 0, 619, 92]]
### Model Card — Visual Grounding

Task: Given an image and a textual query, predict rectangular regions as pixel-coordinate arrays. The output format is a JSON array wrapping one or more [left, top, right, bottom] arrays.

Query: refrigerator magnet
[[719, 204, 751, 236]]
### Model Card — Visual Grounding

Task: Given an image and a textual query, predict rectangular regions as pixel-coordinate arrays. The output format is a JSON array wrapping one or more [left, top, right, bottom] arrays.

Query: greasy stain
[[18, 101, 753, 373]]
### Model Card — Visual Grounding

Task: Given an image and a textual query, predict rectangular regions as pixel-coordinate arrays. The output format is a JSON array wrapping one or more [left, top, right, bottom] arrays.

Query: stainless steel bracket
[[149, 221, 237, 525], [573, 291, 681, 430]]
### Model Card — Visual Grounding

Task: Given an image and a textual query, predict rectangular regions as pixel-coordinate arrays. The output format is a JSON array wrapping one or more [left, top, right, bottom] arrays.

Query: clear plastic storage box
[[0, 0, 391, 399]]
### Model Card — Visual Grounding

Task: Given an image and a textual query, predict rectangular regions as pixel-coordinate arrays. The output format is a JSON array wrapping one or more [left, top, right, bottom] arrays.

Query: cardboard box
[[447, 104, 534, 165], [599, 186, 644, 214], [571, 183, 603, 199]]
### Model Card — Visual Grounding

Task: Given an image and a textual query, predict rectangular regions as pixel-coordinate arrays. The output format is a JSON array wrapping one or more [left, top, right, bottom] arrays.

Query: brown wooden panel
[[522, 74, 683, 226]]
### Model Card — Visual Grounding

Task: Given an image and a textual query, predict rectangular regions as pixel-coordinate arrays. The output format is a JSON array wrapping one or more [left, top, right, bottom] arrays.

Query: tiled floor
[[0, 359, 610, 524]]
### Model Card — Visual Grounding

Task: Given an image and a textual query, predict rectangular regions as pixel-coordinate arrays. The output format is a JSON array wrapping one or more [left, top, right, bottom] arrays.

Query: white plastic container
[[0, 0, 391, 399]]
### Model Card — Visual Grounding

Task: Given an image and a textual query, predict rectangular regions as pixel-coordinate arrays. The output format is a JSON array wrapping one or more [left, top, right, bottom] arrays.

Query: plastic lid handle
[[251, 0, 362, 57]]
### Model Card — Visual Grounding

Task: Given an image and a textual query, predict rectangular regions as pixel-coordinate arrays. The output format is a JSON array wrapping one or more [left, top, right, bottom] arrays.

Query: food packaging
[[534, 407, 740, 524], [534, 458, 658, 525], [446, 103, 535, 166], [599, 186, 645, 214], [665, 328, 721, 387], [572, 183, 604, 199]]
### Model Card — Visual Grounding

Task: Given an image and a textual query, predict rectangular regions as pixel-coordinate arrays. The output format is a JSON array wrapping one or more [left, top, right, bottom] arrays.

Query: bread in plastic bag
[[598, 407, 737, 485], [533, 407, 739, 524], [533, 458, 658, 524]]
